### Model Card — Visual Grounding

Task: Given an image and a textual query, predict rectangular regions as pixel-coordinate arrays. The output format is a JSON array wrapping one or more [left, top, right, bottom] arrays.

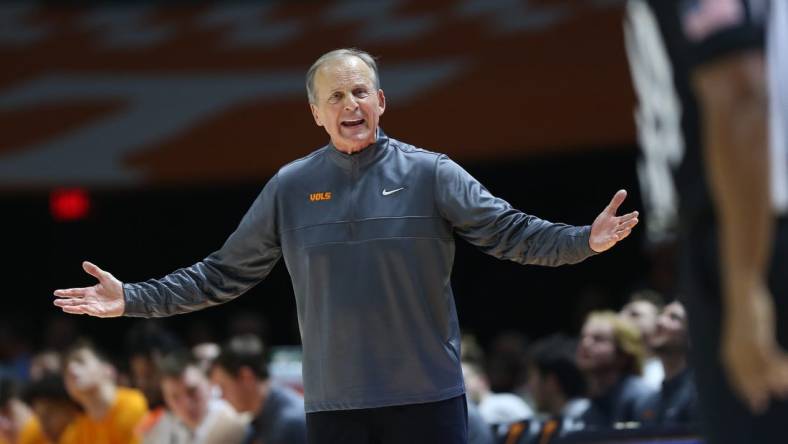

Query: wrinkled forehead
[[315, 56, 376, 92]]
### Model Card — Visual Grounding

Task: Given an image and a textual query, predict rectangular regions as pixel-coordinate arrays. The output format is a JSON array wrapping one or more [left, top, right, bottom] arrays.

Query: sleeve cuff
[[122, 283, 147, 318]]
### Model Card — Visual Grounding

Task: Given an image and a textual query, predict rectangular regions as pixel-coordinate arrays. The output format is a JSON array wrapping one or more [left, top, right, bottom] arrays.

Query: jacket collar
[[326, 128, 389, 170]]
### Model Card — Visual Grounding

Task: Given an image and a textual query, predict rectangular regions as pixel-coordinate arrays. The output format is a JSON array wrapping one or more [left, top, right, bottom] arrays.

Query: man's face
[[620, 301, 659, 344], [576, 318, 617, 372], [64, 348, 110, 401], [210, 366, 248, 413], [309, 56, 386, 154], [651, 302, 688, 353], [161, 366, 211, 430]]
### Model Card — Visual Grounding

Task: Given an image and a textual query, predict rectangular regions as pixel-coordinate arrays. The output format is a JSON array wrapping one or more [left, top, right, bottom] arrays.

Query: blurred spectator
[[636, 300, 696, 425], [124, 322, 182, 444], [23, 374, 81, 443], [149, 351, 247, 444], [192, 343, 221, 376], [527, 334, 588, 430], [576, 311, 654, 428], [461, 361, 533, 425], [0, 375, 38, 444], [62, 341, 148, 444], [459, 335, 486, 406], [485, 332, 531, 396], [125, 321, 182, 409], [466, 401, 494, 444], [210, 336, 305, 444], [28, 352, 61, 383], [620, 290, 665, 389]]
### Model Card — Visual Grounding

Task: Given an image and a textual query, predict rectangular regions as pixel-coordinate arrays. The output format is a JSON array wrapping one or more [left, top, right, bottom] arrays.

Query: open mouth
[[341, 119, 365, 127]]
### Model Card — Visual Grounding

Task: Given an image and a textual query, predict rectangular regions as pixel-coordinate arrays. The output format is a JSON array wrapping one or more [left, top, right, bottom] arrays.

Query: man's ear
[[310, 104, 323, 127], [377, 88, 386, 116]]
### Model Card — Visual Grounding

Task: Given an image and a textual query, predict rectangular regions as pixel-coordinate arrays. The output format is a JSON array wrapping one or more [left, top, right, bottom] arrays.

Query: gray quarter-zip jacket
[[123, 132, 596, 413]]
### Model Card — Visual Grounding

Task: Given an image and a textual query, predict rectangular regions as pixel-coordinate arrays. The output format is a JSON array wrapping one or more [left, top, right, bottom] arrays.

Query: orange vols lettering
[[309, 192, 332, 202]]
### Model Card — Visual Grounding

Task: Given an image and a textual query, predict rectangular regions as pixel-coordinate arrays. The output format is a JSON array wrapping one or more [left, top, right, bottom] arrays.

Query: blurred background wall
[[0, 0, 661, 355]]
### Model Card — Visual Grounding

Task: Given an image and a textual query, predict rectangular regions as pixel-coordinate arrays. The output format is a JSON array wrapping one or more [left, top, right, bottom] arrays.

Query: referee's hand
[[53, 261, 125, 317], [722, 282, 788, 413]]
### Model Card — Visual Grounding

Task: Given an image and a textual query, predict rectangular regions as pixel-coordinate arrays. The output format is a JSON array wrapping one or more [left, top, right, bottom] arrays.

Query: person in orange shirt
[[22, 374, 81, 444], [61, 342, 148, 444], [1, 376, 39, 444]]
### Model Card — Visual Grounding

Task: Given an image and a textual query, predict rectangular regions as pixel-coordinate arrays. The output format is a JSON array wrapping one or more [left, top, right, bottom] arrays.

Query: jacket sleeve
[[434, 155, 596, 266], [123, 175, 283, 317]]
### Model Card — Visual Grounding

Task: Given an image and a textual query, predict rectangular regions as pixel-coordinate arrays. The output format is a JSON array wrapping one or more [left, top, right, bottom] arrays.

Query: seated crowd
[[0, 290, 695, 444], [0, 331, 306, 444]]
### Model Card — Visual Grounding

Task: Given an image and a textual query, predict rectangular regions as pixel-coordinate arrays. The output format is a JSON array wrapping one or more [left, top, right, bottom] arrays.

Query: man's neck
[[333, 130, 380, 154], [82, 383, 117, 420]]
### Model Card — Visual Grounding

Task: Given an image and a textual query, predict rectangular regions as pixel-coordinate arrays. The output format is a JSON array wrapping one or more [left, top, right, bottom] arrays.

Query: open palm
[[589, 190, 639, 253], [53, 261, 125, 317]]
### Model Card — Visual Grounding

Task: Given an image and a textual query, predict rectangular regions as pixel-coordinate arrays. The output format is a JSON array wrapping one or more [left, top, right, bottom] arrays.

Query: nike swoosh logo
[[382, 187, 405, 196]]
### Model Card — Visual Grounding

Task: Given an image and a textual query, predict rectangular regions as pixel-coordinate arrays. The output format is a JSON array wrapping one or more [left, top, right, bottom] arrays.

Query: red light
[[50, 188, 91, 221]]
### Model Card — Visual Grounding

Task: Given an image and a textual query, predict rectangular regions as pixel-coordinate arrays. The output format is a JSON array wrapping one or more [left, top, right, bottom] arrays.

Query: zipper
[[349, 156, 359, 240]]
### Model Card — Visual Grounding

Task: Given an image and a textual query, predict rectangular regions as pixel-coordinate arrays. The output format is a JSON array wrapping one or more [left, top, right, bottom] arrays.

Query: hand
[[722, 282, 788, 413], [53, 261, 125, 317], [589, 190, 639, 253]]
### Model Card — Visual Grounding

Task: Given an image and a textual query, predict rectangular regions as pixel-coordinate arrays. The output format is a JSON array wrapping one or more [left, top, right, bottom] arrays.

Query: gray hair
[[306, 48, 380, 104]]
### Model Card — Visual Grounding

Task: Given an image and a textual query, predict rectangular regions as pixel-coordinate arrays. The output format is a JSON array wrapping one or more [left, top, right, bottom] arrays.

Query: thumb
[[82, 261, 105, 281], [606, 189, 627, 215]]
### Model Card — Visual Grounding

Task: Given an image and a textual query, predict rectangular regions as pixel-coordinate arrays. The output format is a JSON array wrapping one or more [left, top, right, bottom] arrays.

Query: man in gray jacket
[[54, 48, 639, 444]]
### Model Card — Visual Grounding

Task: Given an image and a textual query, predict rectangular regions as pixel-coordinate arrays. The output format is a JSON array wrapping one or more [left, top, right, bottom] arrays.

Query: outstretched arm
[[435, 156, 637, 266], [54, 175, 282, 318]]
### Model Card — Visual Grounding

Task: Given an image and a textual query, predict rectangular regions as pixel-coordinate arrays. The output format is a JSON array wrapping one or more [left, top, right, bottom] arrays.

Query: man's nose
[[343, 94, 358, 110]]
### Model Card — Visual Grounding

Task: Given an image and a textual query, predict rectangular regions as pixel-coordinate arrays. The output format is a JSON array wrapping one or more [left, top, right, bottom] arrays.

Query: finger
[[605, 189, 627, 215], [616, 228, 633, 240], [82, 261, 105, 282], [54, 288, 88, 298], [617, 211, 640, 222], [54, 298, 88, 307], [60, 305, 88, 315], [617, 218, 639, 231]]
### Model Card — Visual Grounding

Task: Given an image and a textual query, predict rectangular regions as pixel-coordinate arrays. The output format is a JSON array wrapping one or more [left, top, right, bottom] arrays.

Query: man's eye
[[355, 89, 369, 97]]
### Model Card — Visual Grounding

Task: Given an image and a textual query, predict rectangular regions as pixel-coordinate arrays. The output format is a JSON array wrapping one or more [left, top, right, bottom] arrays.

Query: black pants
[[306, 395, 468, 444], [682, 219, 788, 444]]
